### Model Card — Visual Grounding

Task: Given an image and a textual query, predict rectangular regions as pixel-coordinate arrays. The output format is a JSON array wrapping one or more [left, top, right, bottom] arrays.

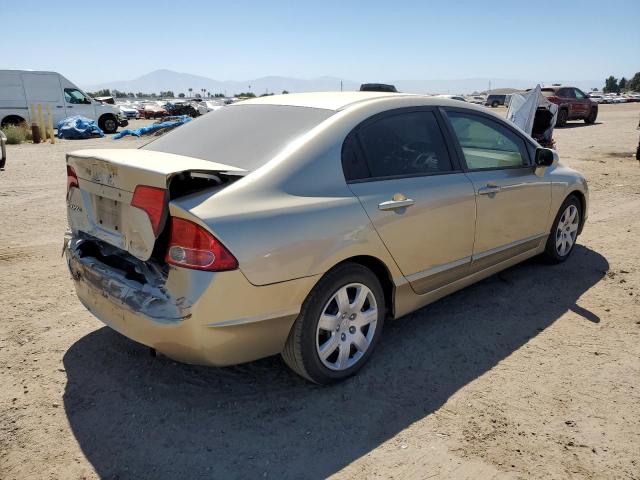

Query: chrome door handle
[[378, 198, 415, 211], [478, 185, 501, 195]]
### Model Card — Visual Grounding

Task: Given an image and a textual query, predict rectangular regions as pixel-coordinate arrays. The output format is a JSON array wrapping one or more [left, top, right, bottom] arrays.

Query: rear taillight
[[131, 185, 167, 236], [547, 96, 559, 103], [165, 217, 238, 271], [66, 165, 78, 200]]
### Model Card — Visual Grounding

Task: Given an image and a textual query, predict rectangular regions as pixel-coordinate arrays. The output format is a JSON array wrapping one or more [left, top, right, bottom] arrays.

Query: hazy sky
[[2, 0, 638, 84]]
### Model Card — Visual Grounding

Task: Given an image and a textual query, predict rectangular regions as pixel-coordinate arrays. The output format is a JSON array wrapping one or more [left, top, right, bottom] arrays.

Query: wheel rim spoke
[[335, 288, 350, 312], [352, 331, 369, 352], [351, 286, 368, 312], [354, 308, 377, 327], [319, 334, 340, 360], [336, 342, 350, 369], [318, 313, 339, 332]]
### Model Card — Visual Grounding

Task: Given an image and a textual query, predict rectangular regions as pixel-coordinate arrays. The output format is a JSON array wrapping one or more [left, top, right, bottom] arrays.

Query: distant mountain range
[[84, 69, 602, 96]]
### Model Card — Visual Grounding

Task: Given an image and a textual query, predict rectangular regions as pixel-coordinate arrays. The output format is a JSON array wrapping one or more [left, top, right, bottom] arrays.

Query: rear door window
[[446, 111, 529, 170], [353, 110, 453, 179]]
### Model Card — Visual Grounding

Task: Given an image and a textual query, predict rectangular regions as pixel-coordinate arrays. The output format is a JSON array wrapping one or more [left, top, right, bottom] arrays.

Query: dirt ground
[[1, 106, 639, 480]]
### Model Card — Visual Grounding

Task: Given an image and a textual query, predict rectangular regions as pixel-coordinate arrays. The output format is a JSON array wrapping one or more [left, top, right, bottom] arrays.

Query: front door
[[443, 109, 552, 266], [344, 108, 477, 294], [63, 88, 96, 120], [573, 88, 592, 117]]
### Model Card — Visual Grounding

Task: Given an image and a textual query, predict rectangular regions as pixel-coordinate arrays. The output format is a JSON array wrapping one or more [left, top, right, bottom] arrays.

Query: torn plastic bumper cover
[[66, 236, 191, 322]]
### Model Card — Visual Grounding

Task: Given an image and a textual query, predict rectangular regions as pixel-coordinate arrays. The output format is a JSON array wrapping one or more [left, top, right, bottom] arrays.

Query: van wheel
[[491, 101, 499, 107], [584, 108, 597, 124], [556, 109, 568, 128], [282, 263, 385, 384], [98, 115, 118, 134]]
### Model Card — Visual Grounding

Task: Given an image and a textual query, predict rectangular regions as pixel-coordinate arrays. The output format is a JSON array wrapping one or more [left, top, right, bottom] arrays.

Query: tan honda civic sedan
[[65, 92, 588, 384]]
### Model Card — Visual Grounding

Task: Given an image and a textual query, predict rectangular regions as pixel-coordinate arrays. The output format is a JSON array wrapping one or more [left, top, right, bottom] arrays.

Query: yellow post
[[37, 104, 45, 142], [41, 105, 49, 142], [46, 105, 55, 144]]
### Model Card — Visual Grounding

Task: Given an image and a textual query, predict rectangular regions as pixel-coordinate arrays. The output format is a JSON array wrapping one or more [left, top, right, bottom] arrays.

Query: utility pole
[[340, 80, 343, 92]]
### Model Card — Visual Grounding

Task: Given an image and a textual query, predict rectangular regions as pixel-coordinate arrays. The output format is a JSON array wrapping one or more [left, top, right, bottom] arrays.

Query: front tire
[[98, 115, 118, 134], [584, 107, 597, 124], [282, 263, 385, 384], [541, 195, 581, 264]]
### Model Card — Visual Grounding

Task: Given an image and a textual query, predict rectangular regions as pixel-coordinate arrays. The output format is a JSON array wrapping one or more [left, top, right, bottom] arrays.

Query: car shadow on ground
[[63, 245, 608, 479], [558, 121, 602, 129]]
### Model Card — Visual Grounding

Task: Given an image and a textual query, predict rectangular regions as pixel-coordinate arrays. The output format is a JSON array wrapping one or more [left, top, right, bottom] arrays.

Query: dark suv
[[540, 86, 597, 127], [485, 94, 507, 107]]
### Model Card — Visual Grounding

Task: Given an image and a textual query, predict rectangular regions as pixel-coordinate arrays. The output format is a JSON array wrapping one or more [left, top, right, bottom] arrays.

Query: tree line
[[603, 72, 640, 94], [86, 89, 227, 99], [87, 89, 291, 99]]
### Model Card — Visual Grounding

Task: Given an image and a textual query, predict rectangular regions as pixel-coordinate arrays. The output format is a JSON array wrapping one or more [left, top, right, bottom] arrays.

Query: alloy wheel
[[555, 204, 579, 256], [315, 283, 378, 371]]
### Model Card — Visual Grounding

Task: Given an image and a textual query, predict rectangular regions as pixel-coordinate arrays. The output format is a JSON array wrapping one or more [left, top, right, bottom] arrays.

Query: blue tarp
[[113, 115, 191, 139], [56, 116, 104, 139]]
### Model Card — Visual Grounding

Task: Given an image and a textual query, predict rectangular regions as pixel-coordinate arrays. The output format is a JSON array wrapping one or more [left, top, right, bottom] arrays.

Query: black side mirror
[[535, 148, 554, 167]]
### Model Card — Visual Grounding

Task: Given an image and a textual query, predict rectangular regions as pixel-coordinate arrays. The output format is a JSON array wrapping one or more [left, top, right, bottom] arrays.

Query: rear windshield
[[143, 104, 334, 171]]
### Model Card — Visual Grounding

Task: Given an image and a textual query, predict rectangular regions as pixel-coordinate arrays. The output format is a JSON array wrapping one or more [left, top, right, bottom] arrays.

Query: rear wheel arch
[[324, 256, 396, 320], [1, 115, 26, 128]]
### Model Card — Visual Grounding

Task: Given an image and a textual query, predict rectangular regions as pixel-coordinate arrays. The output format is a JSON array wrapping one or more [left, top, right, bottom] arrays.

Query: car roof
[[236, 91, 422, 111]]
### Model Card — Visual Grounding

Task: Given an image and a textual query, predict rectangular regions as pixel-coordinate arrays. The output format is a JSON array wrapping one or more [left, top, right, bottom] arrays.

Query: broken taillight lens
[[131, 185, 167, 236], [165, 217, 238, 271], [66, 165, 78, 200]]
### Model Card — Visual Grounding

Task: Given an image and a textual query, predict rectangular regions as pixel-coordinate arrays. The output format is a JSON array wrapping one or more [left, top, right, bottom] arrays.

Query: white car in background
[[119, 105, 140, 119], [434, 94, 466, 102], [587, 94, 604, 104]]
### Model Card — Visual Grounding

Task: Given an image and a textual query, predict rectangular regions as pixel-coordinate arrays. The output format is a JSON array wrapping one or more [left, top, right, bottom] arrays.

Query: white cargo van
[[0, 70, 127, 134]]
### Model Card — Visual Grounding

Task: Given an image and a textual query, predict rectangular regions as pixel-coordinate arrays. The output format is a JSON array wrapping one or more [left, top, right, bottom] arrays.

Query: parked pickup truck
[[539, 86, 598, 127], [0, 70, 127, 134]]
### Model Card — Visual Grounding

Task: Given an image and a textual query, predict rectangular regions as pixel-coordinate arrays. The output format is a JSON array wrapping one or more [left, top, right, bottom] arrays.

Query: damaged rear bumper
[[66, 237, 318, 366]]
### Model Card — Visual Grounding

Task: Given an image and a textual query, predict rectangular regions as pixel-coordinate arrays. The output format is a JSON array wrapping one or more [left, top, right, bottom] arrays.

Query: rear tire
[[1, 115, 26, 128], [541, 195, 582, 264], [584, 107, 597, 124], [556, 109, 568, 128], [282, 263, 385, 384], [491, 101, 499, 108]]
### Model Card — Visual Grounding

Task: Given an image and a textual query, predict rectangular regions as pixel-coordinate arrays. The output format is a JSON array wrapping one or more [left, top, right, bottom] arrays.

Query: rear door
[[442, 108, 551, 266], [344, 107, 477, 294], [21, 72, 66, 124]]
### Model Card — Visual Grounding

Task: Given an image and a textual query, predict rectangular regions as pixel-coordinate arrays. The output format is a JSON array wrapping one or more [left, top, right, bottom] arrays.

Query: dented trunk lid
[[66, 149, 245, 261]]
